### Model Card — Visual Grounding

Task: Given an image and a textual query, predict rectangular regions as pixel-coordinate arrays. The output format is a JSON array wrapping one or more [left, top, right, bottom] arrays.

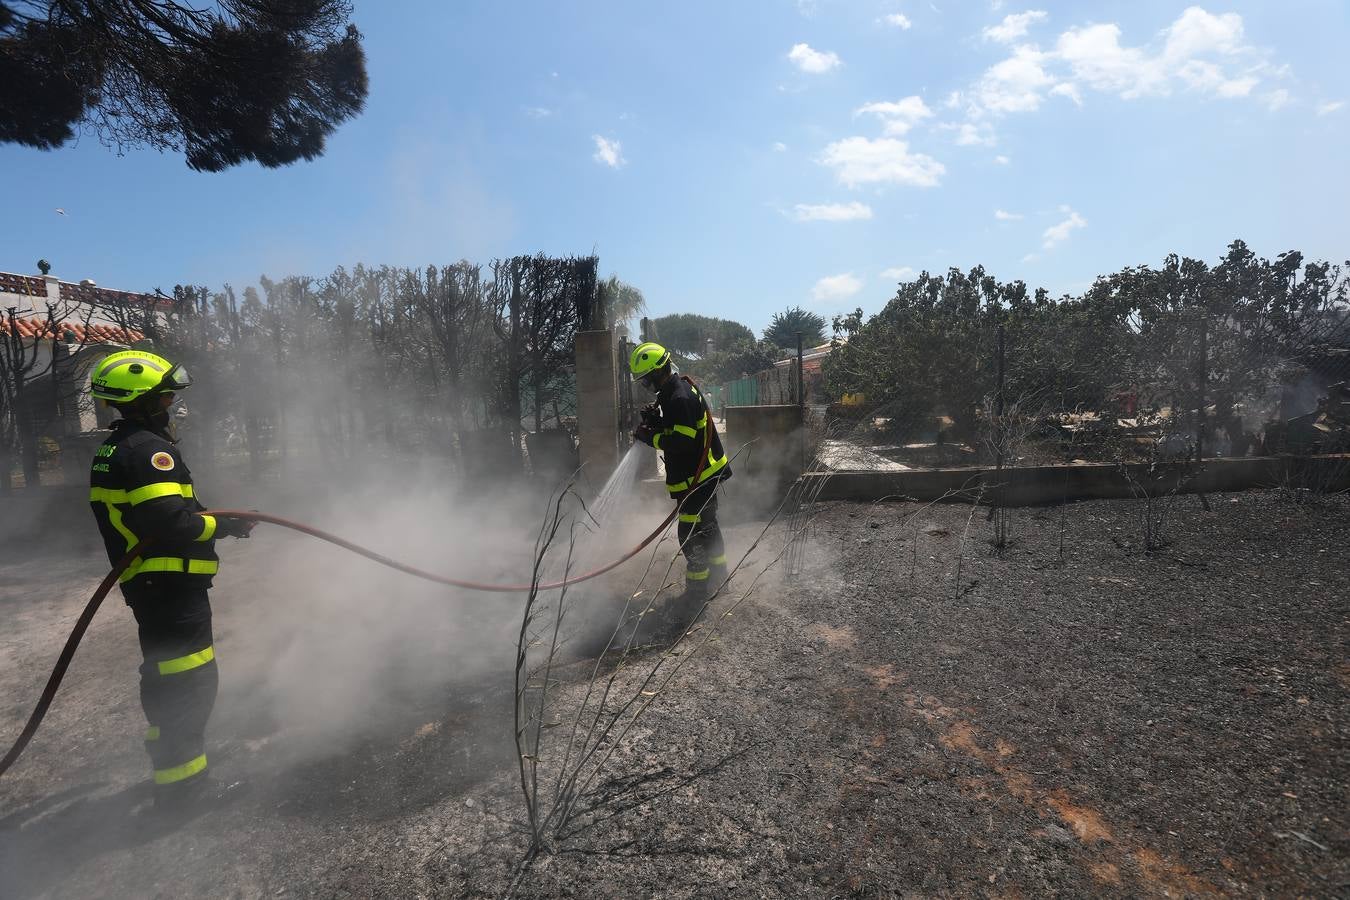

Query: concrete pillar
[[575, 329, 619, 486]]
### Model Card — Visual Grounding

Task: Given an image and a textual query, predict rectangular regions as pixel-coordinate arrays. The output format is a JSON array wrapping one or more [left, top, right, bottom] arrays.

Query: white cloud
[[881, 266, 916, 280], [953, 121, 996, 145], [1317, 100, 1345, 116], [1050, 82, 1083, 105], [1176, 60, 1256, 97], [855, 96, 934, 135], [525, 106, 552, 119], [788, 43, 841, 74], [813, 273, 864, 302], [819, 136, 945, 188], [773, 141, 789, 152], [1263, 88, 1291, 111], [1055, 23, 1167, 99], [881, 13, 912, 29], [963, 7, 1291, 126], [975, 44, 1057, 113], [994, 154, 1011, 164], [792, 201, 874, 222], [1042, 207, 1086, 249], [983, 10, 1048, 44], [592, 135, 625, 168], [1055, 8, 1279, 102], [994, 209, 1023, 220], [1161, 7, 1245, 63]]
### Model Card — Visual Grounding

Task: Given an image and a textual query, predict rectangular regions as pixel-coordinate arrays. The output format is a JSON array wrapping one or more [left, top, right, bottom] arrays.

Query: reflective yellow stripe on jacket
[[121, 558, 219, 582], [666, 451, 729, 493], [91, 485, 215, 581], [90, 483, 196, 505]]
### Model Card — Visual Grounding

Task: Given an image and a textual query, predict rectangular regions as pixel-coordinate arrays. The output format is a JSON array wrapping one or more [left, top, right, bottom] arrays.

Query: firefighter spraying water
[[626, 341, 733, 644]]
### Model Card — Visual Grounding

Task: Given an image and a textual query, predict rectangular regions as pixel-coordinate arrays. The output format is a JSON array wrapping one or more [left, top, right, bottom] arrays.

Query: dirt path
[[1, 491, 1346, 898]]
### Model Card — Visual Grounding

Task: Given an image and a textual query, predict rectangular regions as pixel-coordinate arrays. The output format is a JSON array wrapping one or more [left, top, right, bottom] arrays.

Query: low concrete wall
[[723, 404, 805, 518], [800, 455, 1350, 505], [725, 405, 803, 484]]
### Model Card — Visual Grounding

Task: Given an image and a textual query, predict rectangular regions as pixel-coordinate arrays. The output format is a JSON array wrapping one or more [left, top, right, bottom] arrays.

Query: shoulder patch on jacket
[[150, 451, 176, 472]]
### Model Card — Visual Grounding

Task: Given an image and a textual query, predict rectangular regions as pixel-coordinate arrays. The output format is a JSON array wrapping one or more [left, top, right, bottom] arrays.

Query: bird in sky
[[55, 208, 66, 215]]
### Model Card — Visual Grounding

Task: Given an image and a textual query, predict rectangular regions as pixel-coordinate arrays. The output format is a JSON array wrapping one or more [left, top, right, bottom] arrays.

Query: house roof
[[773, 341, 836, 367], [0, 271, 171, 310], [0, 315, 145, 344]]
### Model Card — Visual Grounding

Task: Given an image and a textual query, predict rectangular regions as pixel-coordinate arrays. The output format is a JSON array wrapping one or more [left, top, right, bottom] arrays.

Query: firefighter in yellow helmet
[[87, 350, 251, 811], [629, 341, 731, 640]]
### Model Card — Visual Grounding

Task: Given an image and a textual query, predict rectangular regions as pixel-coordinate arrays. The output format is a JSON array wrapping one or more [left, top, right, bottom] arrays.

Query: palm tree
[[764, 305, 826, 349], [596, 275, 647, 339]]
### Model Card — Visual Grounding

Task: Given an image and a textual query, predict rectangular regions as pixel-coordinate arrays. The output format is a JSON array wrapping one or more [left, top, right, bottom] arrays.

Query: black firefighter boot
[[668, 576, 710, 637]]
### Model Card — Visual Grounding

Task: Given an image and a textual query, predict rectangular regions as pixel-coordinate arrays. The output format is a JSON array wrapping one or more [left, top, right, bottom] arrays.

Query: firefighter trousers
[[674, 479, 727, 593], [124, 578, 218, 793]]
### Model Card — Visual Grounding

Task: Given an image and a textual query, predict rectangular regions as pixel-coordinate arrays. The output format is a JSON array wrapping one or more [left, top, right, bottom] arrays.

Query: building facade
[[1, 270, 166, 486]]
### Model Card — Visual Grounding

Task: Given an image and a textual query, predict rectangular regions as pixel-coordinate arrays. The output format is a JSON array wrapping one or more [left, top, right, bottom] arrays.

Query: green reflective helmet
[[89, 350, 192, 403], [629, 341, 670, 378]]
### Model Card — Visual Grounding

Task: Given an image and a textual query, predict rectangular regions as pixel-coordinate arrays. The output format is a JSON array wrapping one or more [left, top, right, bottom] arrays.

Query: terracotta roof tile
[[0, 315, 145, 344]]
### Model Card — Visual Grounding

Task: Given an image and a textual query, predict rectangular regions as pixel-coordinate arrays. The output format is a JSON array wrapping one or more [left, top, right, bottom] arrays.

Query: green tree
[[682, 339, 780, 384], [0, 1, 368, 171], [764, 305, 826, 349], [824, 242, 1350, 452], [651, 313, 754, 355]]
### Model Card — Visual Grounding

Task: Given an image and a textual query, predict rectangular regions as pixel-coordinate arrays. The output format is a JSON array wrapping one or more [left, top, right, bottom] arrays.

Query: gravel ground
[[1, 489, 1346, 898]]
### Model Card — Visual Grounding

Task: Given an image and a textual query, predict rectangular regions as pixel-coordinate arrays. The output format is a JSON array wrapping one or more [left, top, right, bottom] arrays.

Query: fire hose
[[0, 385, 716, 781]]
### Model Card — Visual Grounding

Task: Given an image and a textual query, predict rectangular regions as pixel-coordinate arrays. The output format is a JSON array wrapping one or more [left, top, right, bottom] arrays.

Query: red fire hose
[[0, 506, 676, 781], [1, 395, 718, 781]]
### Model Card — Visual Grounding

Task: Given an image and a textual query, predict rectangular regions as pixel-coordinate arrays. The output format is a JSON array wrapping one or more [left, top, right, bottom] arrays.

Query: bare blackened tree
[[490, 254, 598, 439], [0, 1, 368, 171], [408, 262, 495, 461], [979, 391, 1047, 550], [84, 254, 623, 482], [0, 300, 93, 490]]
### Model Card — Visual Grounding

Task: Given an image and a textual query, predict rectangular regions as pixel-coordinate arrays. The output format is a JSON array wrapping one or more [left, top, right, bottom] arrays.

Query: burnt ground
[[1, 489, 1347, 898]]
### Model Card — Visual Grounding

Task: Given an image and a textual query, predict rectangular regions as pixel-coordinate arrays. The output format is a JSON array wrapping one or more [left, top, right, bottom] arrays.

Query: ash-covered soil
[[1, 490, 1346, 898]]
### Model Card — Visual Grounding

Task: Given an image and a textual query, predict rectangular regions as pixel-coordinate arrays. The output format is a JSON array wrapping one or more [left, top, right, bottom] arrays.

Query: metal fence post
[[996, 323, 1006, 419], [797, 331, 806, 473], [618, 336, 632, 448], [1196, 312, 1207, 464]]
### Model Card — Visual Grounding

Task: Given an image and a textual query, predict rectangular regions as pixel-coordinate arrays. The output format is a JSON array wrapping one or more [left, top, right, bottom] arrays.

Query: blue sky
[[3, 1, 1348, 336]]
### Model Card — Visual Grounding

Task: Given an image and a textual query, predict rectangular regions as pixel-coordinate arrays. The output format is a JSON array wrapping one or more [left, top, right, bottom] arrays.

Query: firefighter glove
[[639, 402, 661, 429], [216, 515, 256, 539], [632, 424, 656, 446]]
